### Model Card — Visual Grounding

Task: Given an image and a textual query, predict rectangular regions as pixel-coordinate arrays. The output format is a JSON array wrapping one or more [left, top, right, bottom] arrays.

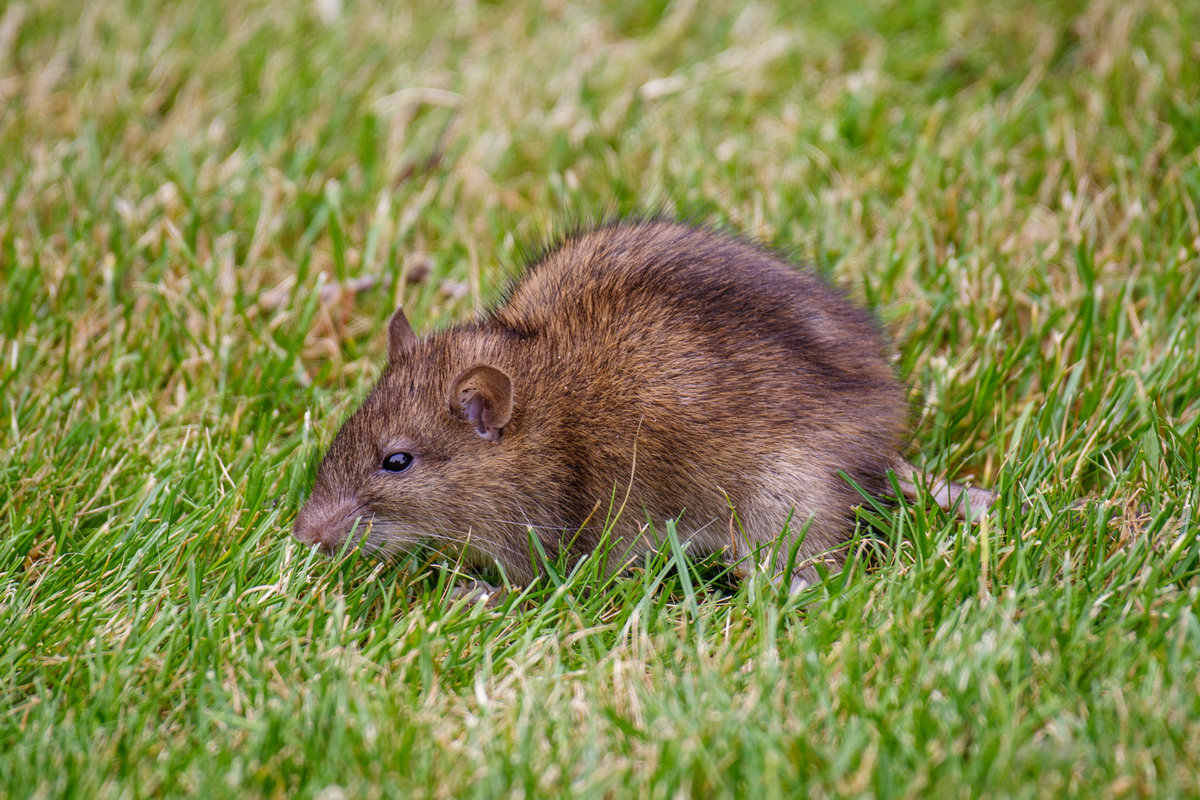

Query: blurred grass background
[[1, 0, 1198, 797]]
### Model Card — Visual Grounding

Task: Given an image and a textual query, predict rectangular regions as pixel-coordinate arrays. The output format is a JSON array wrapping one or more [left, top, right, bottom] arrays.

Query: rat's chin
[[294, 517, 400, 558], [292, 493, 438, 559], [352, 518, 433, 558]]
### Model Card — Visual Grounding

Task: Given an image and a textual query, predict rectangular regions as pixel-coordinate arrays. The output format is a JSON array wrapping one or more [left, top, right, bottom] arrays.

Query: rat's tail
[[895, 461, 998, 523]]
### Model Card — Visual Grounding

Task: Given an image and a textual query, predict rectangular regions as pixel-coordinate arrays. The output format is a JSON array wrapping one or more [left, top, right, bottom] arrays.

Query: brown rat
[[292, 219, 995, 590]]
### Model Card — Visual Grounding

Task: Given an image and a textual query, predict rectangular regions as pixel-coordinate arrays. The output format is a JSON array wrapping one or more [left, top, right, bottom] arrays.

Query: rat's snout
[[292, 493, 362, 556]]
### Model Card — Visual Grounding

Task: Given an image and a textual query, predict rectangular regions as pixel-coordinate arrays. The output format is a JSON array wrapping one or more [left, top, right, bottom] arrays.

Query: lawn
[[2, 0, 1199, 797]]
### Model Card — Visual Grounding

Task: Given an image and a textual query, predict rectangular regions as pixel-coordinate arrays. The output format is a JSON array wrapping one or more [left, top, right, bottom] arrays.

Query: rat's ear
[[449, 365, 513, 443], [388, 307, 418, 362]]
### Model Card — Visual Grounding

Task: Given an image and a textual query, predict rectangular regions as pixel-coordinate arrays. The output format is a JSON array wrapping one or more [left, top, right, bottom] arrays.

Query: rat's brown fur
[[293, 219, 975, 587]]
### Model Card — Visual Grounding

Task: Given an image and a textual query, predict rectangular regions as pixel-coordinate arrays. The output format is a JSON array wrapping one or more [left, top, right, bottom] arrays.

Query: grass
[[2, 0, 1199, 796]]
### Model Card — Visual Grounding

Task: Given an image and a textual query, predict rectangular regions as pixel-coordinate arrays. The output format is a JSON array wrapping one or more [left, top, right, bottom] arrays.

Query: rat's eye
[[381, 452, 414, 473]]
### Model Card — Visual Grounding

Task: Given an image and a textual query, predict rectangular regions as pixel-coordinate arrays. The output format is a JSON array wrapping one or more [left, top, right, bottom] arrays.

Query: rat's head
[[292, 308, 517, 560]]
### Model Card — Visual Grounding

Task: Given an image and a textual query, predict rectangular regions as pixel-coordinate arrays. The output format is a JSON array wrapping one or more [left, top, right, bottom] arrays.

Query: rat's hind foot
[[447, 579, 506, 607]]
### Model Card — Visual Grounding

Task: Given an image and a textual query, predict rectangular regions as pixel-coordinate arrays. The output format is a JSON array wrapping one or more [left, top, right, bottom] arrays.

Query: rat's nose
[[292, 494, 360, 555], [291, 508, 330, 552]]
